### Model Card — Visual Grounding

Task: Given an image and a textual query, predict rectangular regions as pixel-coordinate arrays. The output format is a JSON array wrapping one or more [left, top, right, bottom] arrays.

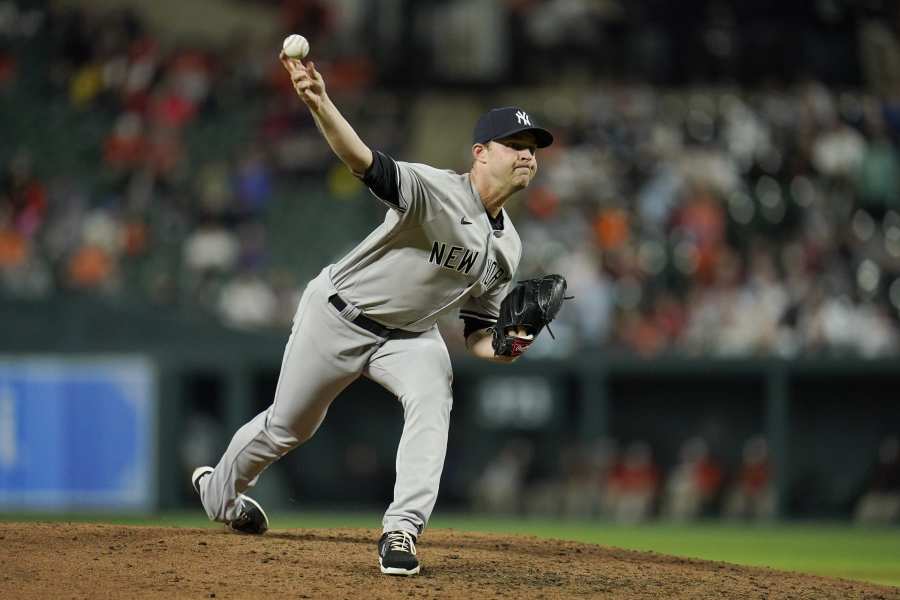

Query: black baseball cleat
[[191, 466, 269, 535], [378, 530, 420, 576], [228, 495, 269, 535]]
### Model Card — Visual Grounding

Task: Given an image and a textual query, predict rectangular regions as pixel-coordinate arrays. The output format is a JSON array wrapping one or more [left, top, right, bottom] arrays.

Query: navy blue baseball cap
[[473, 106, 554, 148]]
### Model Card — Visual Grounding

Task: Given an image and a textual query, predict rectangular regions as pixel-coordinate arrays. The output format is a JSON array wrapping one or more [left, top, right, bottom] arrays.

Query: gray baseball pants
[[196, 268, 454, 537]]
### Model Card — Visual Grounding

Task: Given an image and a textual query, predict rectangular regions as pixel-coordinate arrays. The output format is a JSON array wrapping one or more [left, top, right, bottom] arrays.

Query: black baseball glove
[[492, 274, 571, 357]]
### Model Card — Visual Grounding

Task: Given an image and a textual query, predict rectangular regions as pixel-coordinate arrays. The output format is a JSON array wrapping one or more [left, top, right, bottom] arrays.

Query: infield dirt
[[1, 522, 898, 599]]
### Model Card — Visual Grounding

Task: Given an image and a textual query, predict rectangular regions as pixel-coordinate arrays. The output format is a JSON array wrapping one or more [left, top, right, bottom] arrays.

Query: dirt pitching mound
[[1, 522, 897, 599]]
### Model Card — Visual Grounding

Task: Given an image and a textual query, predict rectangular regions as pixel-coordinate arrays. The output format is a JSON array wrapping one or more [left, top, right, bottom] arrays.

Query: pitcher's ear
[[472, 142, 489, 163]]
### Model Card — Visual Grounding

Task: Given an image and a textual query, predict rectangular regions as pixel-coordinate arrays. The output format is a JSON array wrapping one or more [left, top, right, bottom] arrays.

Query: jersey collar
[[466, 173, 505, 231]]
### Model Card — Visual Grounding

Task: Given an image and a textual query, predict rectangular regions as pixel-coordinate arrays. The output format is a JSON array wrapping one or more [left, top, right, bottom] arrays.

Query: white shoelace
[[385, 531, 417, 555]]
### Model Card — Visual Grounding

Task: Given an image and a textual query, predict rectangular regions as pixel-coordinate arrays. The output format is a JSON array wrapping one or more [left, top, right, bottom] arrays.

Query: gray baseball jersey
[[331, 159, 521, 331], [195, 153, 522, 541]]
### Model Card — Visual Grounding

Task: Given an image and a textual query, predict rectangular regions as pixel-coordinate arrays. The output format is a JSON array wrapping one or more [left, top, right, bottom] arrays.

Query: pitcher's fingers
[[280, 53, 305, 74], [279, 51, 294, 69], [280, 55, 297, 75]]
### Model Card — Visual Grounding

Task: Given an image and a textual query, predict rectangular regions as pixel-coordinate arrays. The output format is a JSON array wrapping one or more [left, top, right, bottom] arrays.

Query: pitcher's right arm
[[280, 52, 373, 177]]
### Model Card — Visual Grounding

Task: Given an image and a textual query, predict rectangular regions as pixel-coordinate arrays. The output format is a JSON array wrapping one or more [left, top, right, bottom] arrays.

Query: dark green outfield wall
[[3, 298, 898, 517]]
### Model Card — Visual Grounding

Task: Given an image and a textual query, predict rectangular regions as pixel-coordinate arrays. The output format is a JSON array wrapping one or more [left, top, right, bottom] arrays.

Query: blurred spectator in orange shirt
[[669, 185, 726, 284], [67, 244, 115, 290], [723, 435, 776, 520], [662, 437, 723, 520], [605, 440, 660, 522], [593, 207, 630, 251], [0, 226, 26, 270]]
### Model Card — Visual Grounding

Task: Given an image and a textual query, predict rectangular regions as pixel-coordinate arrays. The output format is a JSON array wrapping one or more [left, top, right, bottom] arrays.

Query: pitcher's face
[[487, 131, 538, 190]]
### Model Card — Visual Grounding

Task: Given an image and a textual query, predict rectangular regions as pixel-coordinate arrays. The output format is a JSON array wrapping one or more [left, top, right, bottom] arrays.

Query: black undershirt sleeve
[[360, 150, 401, 208], [487, 209, 504, 230], [463, 316, 494, 339]]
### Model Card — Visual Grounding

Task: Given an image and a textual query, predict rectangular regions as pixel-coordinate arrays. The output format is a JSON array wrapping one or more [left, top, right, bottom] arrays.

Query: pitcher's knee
[[401, 386, 453, 418], [266, 409, 326, 452], [263, 420, 306, 455]]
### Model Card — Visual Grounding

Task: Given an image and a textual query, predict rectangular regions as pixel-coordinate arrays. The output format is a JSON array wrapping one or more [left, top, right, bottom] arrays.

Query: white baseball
[[282, 34, 309, 59]]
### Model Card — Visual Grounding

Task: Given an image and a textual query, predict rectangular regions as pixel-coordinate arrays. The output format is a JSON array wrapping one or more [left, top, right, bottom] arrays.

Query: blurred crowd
[[471, 435, 775, 522], [471, 434, 900, 523], [521, 83, 900, 358], [3, 1, 900, 359], [0, 1, 403, 329]]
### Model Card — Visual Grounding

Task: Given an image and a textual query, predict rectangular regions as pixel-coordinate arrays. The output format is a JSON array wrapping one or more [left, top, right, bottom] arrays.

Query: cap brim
[[487, 126, 554, 148]]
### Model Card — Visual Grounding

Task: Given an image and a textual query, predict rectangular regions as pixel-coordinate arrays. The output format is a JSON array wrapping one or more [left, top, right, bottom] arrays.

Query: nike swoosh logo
[[460, 217, 472, 225]]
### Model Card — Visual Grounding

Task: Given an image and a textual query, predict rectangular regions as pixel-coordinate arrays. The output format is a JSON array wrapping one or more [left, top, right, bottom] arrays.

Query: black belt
[[328, 293, 395, 338]]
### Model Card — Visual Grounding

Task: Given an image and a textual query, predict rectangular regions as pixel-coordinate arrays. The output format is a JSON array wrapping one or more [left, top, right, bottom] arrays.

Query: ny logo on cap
[[515, 110, 531, 126]]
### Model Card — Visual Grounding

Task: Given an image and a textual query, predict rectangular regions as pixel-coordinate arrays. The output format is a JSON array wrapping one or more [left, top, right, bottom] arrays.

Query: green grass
[[4, 511, 899, 588]]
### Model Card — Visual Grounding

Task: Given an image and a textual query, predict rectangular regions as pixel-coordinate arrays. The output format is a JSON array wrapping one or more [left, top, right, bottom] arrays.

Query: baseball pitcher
[[191, 50, 568, 576]]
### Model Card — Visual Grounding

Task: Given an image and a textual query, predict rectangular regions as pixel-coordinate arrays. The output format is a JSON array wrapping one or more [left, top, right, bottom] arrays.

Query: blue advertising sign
[[0, 357, 156, 511]]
